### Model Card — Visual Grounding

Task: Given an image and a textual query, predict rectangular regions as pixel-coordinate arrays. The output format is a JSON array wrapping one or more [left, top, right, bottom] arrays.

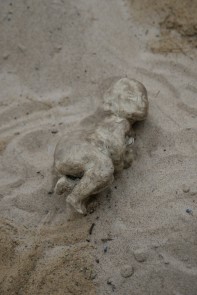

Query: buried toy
[[53, 78, 148, 214]]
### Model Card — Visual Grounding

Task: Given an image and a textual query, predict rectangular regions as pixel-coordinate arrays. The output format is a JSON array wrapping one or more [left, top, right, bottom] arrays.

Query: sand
[[0, 0, 197, 294]]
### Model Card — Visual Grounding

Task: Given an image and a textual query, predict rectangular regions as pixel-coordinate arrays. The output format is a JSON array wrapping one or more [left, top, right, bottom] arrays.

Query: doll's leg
[[55, 176, 77, 195], [66, 155, 114, 214]]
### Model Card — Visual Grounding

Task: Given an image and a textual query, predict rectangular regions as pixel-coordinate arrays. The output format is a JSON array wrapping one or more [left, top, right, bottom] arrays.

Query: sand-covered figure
[[54, 78, 149, 214]]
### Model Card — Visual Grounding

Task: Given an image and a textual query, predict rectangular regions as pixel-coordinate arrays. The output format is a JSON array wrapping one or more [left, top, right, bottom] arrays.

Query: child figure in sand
[[53, 78, 148, 214]]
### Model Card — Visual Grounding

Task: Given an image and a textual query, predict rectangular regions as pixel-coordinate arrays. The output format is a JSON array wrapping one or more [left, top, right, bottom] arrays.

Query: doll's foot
[[66, 195, 87, 215]]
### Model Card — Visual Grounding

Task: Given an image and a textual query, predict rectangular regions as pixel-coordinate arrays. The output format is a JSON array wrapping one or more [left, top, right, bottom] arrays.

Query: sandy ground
[[0, 0, 197, 294]]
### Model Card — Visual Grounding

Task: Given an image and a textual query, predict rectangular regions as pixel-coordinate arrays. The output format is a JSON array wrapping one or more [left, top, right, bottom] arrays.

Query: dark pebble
[[186, 208, 193, 215], [89, 223, 95, 235], [104, 244, 108, 253]]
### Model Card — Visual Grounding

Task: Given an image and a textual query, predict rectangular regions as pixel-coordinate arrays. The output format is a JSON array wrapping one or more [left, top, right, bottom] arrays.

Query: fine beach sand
[[0, 0, 197, 294]]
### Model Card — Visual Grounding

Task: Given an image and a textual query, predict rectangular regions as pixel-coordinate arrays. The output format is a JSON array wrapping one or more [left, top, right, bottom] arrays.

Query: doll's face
[[103, 78, 148, 122]]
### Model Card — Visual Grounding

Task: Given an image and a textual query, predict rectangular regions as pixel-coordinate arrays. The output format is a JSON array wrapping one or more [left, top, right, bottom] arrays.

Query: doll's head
[[103, 78, 148, 122]]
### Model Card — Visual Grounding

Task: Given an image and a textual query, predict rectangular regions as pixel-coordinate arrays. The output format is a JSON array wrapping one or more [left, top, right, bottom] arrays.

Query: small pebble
[[54, 45, 62, 52], [164, 259, 170, 265], [182, 185, 190, 193], [186, 208, 193, 215], [190, 188, 197, 196], [3, 53, 9, 60], [120, 265, 134, 278], [133, 249, 147, 262], [107, 278, 116, 291], [51, 130, 58, 134], [18, 44, 26, 52], [104, 244, 108, 253], [90, 271, 97, 280], [159, 253, 169, 264]]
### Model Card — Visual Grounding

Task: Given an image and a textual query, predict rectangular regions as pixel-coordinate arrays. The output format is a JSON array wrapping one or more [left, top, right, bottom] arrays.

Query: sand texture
[[0, 0, 197, 294]]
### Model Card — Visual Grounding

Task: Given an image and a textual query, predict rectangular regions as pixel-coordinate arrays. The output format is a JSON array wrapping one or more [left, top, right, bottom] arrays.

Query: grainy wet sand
[[0, 0, 197, 294]]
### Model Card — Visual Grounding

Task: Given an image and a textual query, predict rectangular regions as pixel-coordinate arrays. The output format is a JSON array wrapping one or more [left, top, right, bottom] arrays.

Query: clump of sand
[[0, 219, 96, 295], [129, 0, 197, 53]]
